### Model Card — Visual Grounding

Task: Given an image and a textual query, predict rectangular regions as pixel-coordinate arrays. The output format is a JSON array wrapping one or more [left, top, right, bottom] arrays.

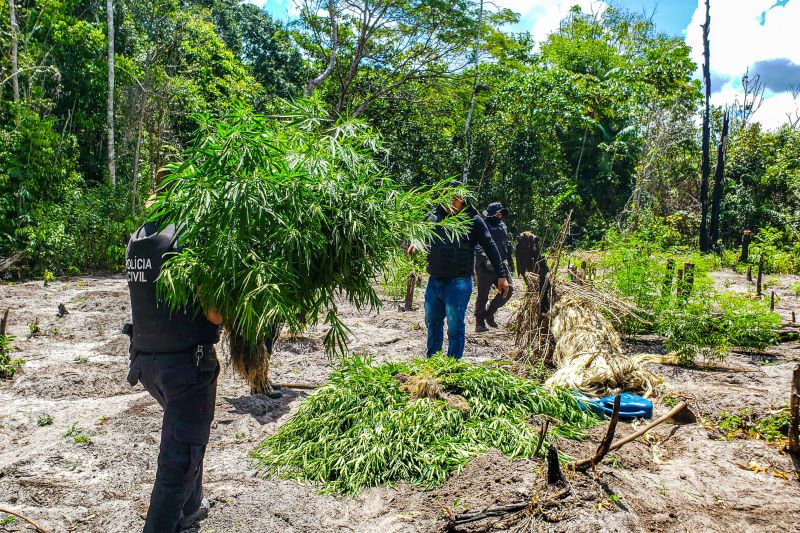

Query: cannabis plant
[[151, 99, 465, 392]]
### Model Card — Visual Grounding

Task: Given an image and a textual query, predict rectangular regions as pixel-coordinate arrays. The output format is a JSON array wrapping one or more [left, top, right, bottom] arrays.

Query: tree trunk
[[9, 0, 19, 102], [460, 0, 483, 184], [709, 111, 729, 249], [305, 0, 338, 97], [107, 0, 116, 186], [699, 0, 712, 252], [131, 59, 152, 211]]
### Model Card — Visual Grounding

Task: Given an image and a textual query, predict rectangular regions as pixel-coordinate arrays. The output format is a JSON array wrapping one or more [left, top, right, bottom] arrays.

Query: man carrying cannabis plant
[[424, 181, 510, 359], [125, 172, 223, 533], [474, 202, 515, 332]]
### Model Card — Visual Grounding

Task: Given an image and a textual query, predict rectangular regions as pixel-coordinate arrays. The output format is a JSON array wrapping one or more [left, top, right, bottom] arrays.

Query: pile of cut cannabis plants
[[252, 354, 598, 495]]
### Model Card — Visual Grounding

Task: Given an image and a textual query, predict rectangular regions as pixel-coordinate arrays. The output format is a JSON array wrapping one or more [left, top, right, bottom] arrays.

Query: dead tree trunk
[[699, 0, 712, 252], [9, 0, 19, 102], [709, 111, 729, 249], [107, 0, 116, 186]]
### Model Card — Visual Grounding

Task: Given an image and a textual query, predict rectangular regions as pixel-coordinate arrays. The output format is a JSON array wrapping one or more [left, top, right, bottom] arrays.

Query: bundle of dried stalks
[[544, 295, 663, 397], [513, 215, 663, 396]]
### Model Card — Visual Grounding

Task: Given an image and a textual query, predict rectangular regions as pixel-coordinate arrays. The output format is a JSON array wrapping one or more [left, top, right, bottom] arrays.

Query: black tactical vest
[[126, 222, 219, 353], [426, 207, 476, 279], [487, 219, 510, 252]]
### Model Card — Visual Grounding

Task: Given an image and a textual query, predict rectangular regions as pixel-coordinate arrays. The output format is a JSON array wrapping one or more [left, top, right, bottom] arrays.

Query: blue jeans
[[425, 276, 473, 359]]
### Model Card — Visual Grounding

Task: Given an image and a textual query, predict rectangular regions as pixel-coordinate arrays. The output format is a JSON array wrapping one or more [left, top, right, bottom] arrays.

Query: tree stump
[[547, 444, 565, 484], [747, 265, 753, 282], [740, 230, 752, 263]]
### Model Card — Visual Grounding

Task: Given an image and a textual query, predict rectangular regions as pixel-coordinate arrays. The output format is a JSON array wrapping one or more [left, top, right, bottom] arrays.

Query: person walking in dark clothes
[[423, 182, 510, 359], [475, 202, 514, 333], [125, 215, 223, 533]]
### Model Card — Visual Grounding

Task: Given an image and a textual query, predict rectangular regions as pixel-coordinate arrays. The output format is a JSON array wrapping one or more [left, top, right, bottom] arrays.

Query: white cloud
[[506, 0, 608, 41], [685, 0, 800, 129]]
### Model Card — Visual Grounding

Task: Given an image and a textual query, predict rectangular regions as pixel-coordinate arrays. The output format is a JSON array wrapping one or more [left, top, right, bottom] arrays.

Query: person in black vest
[[424, 181, 510, 359], [125, 208, 222, 533], [475, 202, 515, 332]]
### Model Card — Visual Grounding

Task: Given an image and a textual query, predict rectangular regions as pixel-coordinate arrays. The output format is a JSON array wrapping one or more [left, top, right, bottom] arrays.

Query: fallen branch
[[570, 394, 621, 472], [0, 507, 52, 533], [450, 488, 570, 527], [0, 251, 25, 274], [273, 382, 320, 390], [567, 401, 690, 471]]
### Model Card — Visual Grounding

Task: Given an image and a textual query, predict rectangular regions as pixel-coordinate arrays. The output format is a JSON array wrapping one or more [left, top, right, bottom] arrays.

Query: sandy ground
[[0, 271, 799, 533]]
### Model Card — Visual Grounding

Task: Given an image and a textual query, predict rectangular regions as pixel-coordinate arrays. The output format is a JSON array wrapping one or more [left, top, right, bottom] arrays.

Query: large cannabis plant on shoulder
[[150, 99, 467, 393]]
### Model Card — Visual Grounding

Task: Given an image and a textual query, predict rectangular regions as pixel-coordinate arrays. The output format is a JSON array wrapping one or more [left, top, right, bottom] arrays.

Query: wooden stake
[[770, 291, 775, 312], [787, 365, 800, 456], [403, 272, 416, 312], [0, 308, 8, 337], [747, 265, 753, 282], [661, 258, 676, 298], [579, 260, 587, 283], [533, 418, 550, 459], [756, 254, 765, 296], [793, 311, 796, 323], [681, 263, 695, 299]]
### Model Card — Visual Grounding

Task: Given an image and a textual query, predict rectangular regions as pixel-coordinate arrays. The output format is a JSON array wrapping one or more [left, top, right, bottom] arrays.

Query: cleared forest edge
[[0, 273, 798, 532]]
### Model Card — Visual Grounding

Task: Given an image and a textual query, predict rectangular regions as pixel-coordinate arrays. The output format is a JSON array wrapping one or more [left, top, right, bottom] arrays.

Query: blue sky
[[249, 0, 798, 129]]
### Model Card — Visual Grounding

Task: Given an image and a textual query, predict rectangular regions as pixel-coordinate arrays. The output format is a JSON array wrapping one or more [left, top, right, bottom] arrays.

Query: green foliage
[[253, 354, 598, 495], [154, 99, 467, 353], [64, 423, 91, 445], [0, 514, 17, 527], [599, 229, 781, 365], [37, 414, 54, 427], [0, 331, 23, 380], [714, 408, 790, 443], [42, 270, 56, 286], [380, 252, 427, 301]]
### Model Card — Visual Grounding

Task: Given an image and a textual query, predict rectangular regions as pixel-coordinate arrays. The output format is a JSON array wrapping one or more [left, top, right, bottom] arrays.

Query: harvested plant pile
[[253, 355, 598, 495]]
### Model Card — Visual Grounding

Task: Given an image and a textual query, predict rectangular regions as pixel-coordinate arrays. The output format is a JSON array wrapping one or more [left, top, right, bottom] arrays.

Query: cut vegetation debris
[[252, 354, 598, 495]]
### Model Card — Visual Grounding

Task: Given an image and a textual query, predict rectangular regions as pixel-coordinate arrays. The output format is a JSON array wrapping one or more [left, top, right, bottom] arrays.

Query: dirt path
[[1, 272, 798, 532]]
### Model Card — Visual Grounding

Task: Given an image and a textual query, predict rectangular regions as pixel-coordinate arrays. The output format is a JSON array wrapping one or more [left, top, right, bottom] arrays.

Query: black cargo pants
[[475, 264, 514, 324], [127, 347, 219, 533]]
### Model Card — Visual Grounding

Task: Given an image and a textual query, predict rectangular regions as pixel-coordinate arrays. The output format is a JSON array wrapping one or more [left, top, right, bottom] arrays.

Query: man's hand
[[206, 305, 223, 326], [497, 276, 510, 298]]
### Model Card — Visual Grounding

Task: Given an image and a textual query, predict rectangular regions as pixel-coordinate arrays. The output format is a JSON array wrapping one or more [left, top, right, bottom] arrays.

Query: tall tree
[[708, 110, 729, 249], [699, 0, 711, 251], [298, 0, 480, 116], [460, 0, 483, 183], [8, 0, 19, 101], [107, 0, 116, 187]]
